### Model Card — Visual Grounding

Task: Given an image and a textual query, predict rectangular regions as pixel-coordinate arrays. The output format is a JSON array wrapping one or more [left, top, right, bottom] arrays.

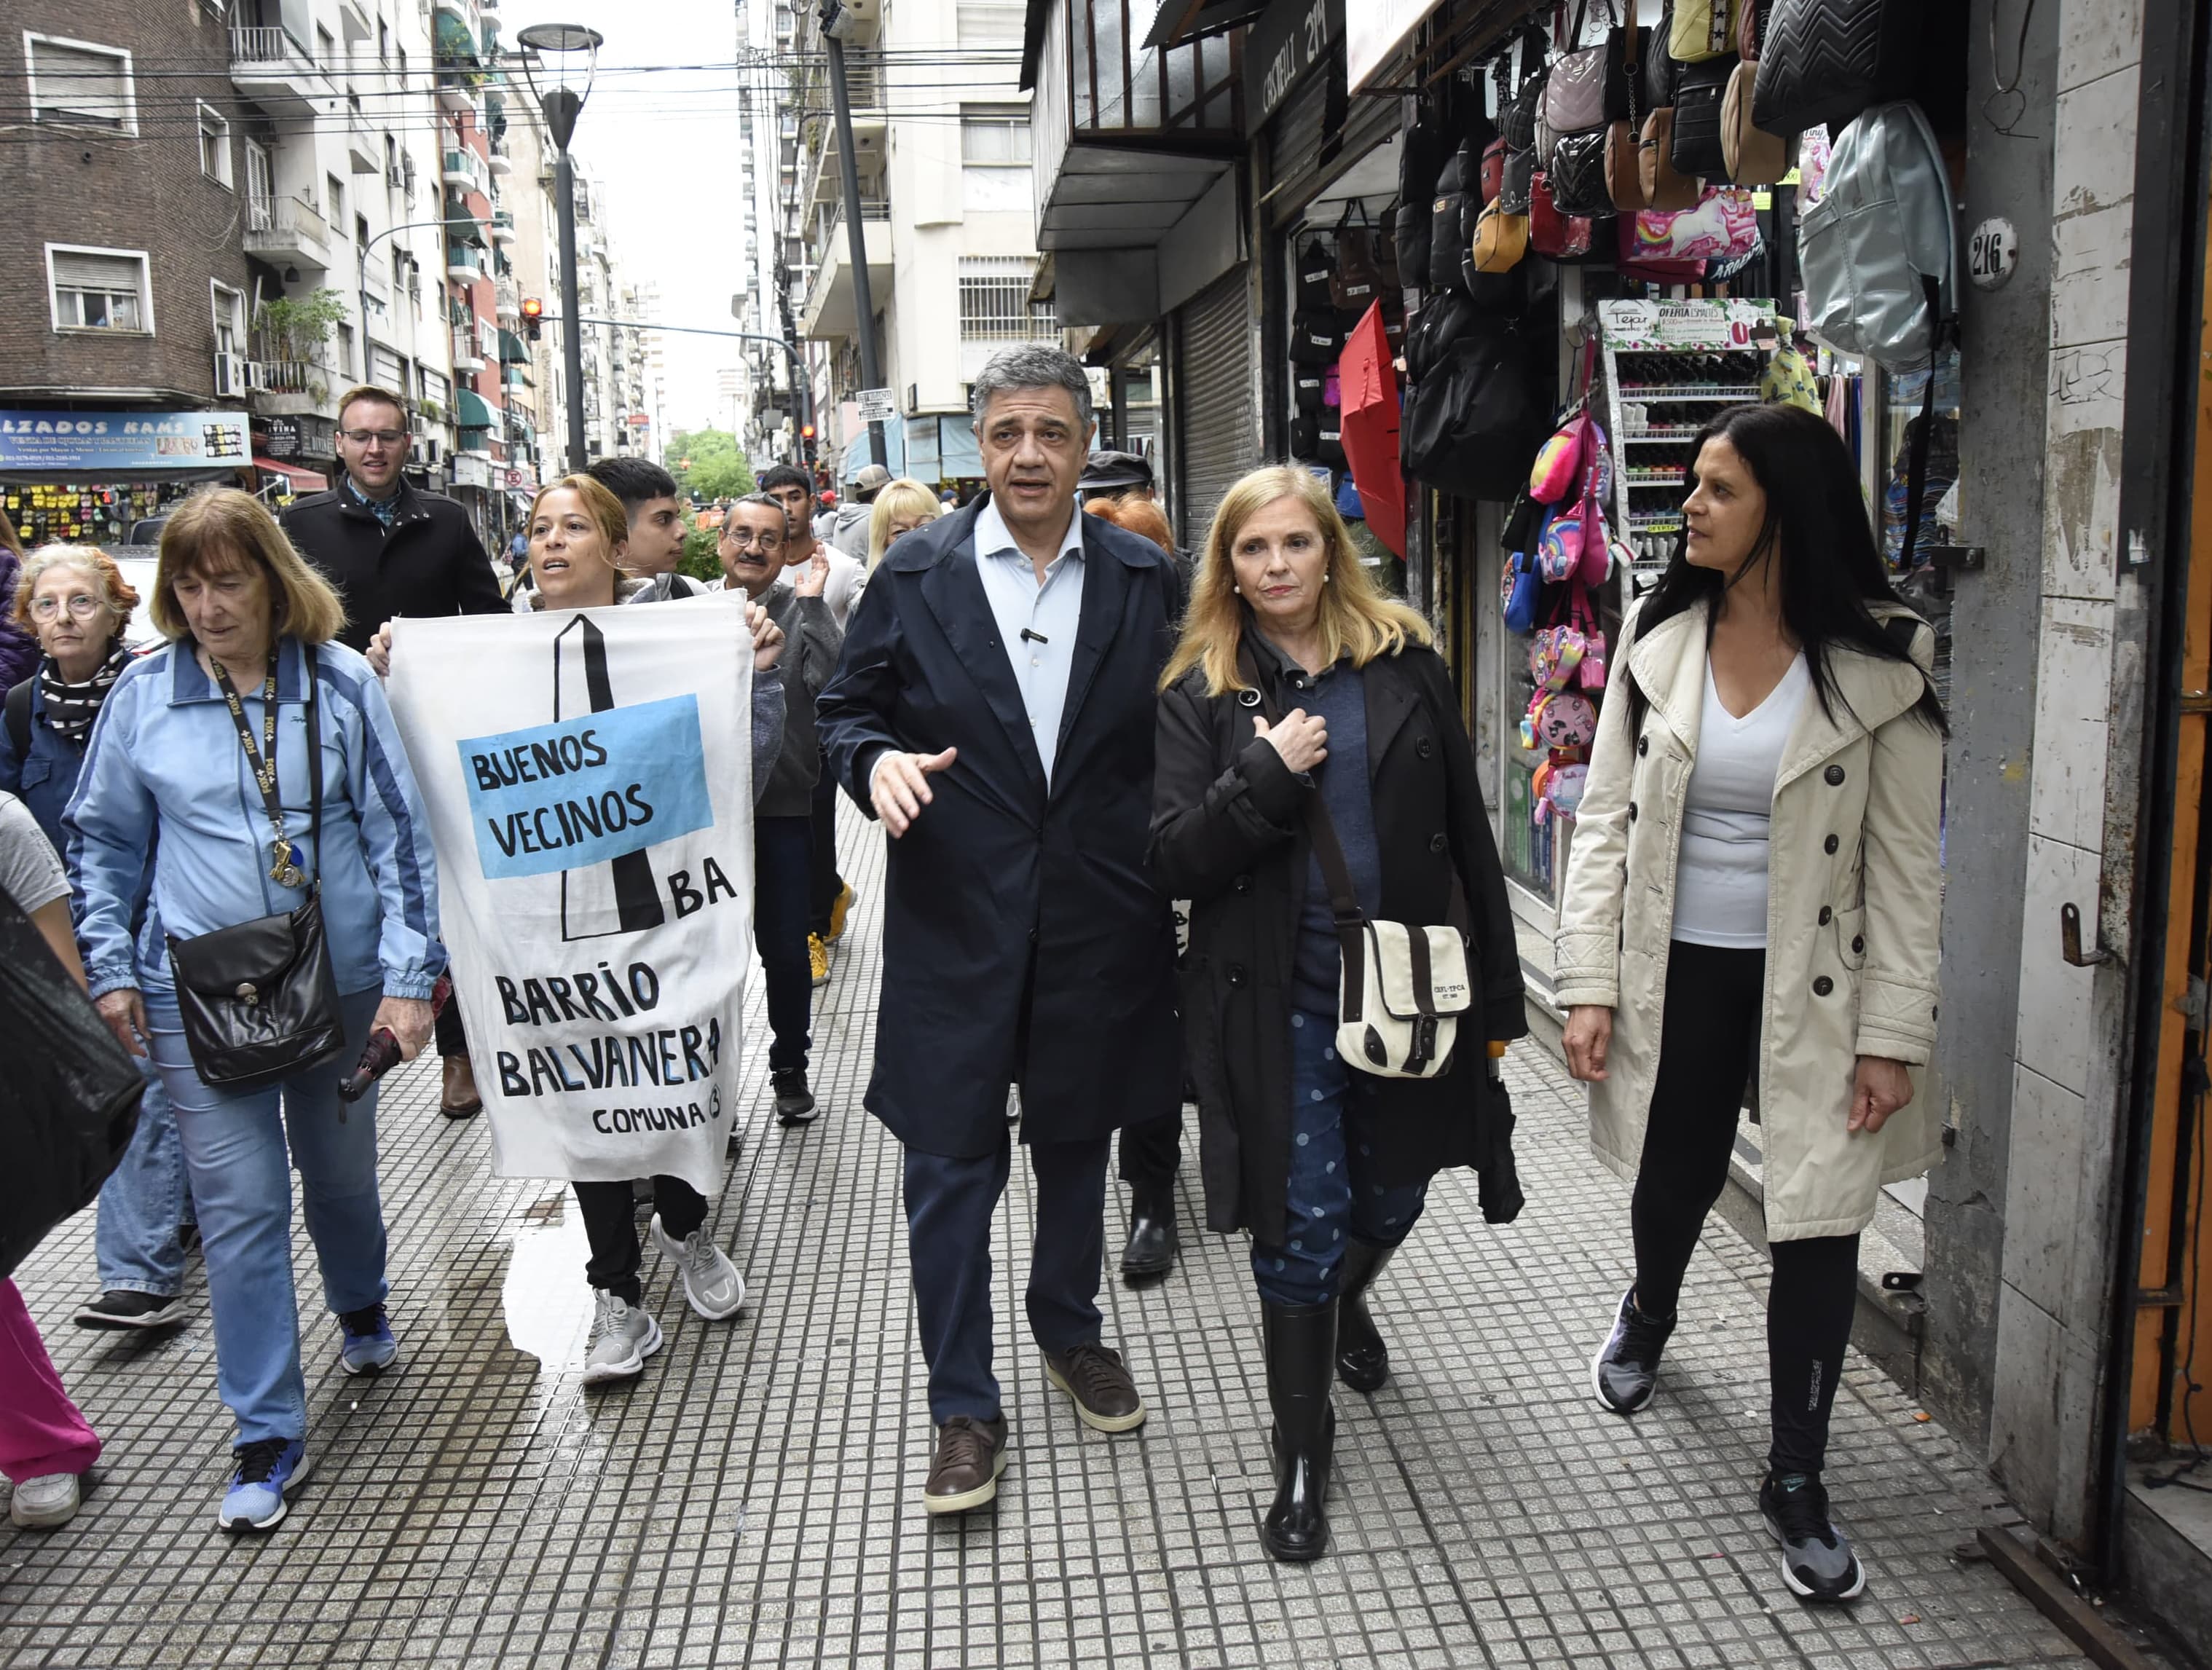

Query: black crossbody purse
[[165, 645, 347, 1090]]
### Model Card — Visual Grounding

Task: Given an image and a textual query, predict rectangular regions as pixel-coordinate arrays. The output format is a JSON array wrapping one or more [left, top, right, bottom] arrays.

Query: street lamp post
[[819, 0, 886, 472], [516, 23, 603, 473]]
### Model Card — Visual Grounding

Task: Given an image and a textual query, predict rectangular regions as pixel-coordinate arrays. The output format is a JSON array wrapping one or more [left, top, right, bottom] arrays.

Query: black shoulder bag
[[165, 645, 347, 1090]]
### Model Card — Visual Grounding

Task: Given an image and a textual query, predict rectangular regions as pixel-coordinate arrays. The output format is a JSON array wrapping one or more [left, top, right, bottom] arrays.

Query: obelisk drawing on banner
[[551, 615, 667, 941]]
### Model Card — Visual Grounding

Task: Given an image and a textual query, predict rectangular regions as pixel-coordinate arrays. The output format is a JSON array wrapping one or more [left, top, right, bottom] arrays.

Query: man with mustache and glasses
[[282, 384, 508, 1117], [817, 344, 1183, 1518]]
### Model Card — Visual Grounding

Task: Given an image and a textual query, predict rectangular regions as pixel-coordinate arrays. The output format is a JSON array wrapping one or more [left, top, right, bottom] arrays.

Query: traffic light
[[521, 296, 543, 341]]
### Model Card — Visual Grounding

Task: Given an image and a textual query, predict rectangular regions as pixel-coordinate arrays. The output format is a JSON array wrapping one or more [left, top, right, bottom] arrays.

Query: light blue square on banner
[[459, 694, 712, 881]]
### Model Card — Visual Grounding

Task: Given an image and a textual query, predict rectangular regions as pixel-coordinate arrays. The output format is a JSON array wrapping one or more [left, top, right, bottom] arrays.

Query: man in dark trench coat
[[816, 344, 1183, 1516]]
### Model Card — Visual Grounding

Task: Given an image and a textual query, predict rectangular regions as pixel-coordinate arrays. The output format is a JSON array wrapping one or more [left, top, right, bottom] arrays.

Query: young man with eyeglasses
[[715, 493, 841, 1123], [758, 463, 864, 985], [281, 384, 508, 1116]]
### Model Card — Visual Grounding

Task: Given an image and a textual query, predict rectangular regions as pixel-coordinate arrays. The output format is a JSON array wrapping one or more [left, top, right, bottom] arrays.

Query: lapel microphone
[[1020, 628, 1050, 645]]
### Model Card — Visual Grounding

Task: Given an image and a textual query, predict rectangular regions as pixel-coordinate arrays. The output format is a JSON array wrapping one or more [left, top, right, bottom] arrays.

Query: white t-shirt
[[1671, 653, 1810, 949], [0, 791, 69, 916]]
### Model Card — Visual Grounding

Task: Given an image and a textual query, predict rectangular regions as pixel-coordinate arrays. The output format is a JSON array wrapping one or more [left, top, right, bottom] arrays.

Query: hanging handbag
[[1502, 545, 1543, 634], [1499, 146, 1536, 214], [1296, 235, 1336, 310], [1669, 55, 1738, 179], [1639, 109, 1703, 209], [1548, 127, 1615, 217], [1528, 171, 1593, 259], [1544, 0, 1617, 134], [1396, 101, 1447, 296], [1605, 20, 1647, 211], [1753, 0, 1920, 138], [1331, 203, 1388, 312], [1722, 1, 1789, 185], [1626, 185, 1759, 259], [1290, 310, 1344, 366], [1293, 368, 1327, 412], [1471, 197, 1530, 274], [1428, 145, 1474, 295], [164, 646, 347, 1091], [1500, 28, 1551, 153], [1669, 0, 1733, 63]]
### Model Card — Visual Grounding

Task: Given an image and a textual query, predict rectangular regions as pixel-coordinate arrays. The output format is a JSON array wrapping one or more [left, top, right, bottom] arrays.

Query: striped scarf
[[37, 644, 130, 745]]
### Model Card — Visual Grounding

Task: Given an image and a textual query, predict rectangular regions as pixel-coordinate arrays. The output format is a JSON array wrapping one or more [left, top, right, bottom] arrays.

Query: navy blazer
[[816, 497, 1184, 1156]]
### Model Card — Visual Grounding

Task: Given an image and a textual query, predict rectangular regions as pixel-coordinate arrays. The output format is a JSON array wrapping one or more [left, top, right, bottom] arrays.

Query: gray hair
[[970, 344, 1094, 433], [725, 492, 789, 536], [16, 543, 135, 625]]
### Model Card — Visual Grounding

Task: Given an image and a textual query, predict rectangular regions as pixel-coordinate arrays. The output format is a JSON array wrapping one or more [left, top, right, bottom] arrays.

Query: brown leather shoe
[[1043, 1342, 1147, 1433], [440, 1055, 483, 1118], [923, 1415, 1007, 1514]]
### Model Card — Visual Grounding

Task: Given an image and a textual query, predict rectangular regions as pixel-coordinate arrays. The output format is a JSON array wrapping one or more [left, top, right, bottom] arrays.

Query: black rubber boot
[[1119, 1183, 1177, 1281], [1261, 1299, 1337, 1562], [1335, 1239, 1396, 1392]]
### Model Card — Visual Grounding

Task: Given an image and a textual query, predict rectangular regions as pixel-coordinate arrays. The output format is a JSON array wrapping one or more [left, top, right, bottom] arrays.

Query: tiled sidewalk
[[0, 816, 2150, 1668]]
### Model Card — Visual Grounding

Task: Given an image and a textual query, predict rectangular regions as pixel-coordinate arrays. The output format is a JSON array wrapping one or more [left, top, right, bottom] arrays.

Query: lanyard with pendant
[[211, 658, 307, 889]]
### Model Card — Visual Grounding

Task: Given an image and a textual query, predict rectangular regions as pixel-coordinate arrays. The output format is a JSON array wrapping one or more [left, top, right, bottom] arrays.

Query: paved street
[[0, 816, 2155, 1669]]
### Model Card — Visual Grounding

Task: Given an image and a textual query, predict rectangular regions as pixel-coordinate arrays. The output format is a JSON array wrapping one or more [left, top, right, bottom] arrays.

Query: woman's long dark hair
[[1623, 402, 1947, 738]]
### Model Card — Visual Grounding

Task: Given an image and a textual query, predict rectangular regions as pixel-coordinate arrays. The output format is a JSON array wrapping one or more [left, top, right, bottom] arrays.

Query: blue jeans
[[144, 986, 390, 1446], [94, 1057, 193, 1296], [754, 814, 814, 1074], [1251, 1008, 1430, 1307]]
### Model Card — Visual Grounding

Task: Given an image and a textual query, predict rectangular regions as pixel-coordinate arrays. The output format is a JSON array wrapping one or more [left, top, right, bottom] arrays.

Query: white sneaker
[[581, 1289, 663, 1385], [9, 1471, 82, 1528], [650, 1213, 747, 1320]]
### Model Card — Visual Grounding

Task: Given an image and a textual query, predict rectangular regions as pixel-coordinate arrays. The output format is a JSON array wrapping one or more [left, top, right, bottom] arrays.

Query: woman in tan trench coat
[[1555, 403, 1945, 1606]]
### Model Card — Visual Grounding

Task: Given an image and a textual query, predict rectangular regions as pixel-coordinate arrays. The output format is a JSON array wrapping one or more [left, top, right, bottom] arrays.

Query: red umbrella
[[1337, 300, 1406, 559]]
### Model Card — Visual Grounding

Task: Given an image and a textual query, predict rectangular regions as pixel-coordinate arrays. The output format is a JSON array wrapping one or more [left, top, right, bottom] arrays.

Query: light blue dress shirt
[[972, 495, 1086, 788]]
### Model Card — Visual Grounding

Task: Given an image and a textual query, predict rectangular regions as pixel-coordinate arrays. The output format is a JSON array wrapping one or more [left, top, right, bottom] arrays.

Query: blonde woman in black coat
[[1149, 465, 1526, 1561]]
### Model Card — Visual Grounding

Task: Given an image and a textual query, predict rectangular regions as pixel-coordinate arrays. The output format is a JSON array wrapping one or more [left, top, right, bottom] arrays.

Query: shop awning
[[454, 388, 498, 430], [433, 9, 479, 63], [255, 456, 328, 492]]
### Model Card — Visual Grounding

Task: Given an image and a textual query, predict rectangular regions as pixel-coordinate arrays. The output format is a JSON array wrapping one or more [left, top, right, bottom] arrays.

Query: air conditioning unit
[[213, 352, 248, 398], [387, 165, 406, 189], [243, 358, 270, 391]]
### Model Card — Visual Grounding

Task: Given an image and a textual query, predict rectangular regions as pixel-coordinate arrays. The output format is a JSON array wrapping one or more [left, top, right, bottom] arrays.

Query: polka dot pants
[[1250, 1007, 1429, 1308]]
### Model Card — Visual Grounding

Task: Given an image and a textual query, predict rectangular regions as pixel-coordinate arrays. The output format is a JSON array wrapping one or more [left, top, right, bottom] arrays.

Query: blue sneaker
[[219, 1439, 310, 1532], [339, 1302, 398, 1375]]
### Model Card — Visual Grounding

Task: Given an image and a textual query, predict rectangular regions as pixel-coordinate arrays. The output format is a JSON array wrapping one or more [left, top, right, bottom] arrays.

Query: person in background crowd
[[716, 492, 841, 1125], [829, 462, 892, 561], [582, 458, 710, 597], [1082, 495, 1186, 1283], [760, 462, 863, 985], [68, 490, 442, 1532], [0, 787, 104, 1529], [1077, 449, 1156, 508], [373, 474, 790, 1387], [866, 478, 942, 570], [0, 547, 197, 1333], [1149, 465, 1525, 1563], [0, 516, 39, 691], [1556, 403, 1946, 1604], [817, 344, 1183, 1516], [283, 384, 506, 1118]]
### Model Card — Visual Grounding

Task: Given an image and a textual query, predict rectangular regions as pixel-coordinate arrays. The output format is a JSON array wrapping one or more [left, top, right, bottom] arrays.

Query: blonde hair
[[151, 489, 347, 645], [1161, 465, 1430, 696], [867, 477, 941, 567], [335, 384, 409, 429], [528, 475, 633, 578], [13, 544, 141, 631]]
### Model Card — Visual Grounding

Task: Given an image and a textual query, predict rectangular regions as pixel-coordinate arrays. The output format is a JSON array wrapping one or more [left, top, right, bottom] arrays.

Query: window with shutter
[[956, 0, 1026, 46], [26, 36, 134, 131], [48, 248, 149, 332]]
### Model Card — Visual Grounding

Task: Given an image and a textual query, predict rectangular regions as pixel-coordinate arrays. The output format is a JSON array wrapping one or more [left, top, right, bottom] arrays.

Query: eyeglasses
[[29, 594, 106, 621], [341, 428, 408, 446], [723, 530, 784, 550]]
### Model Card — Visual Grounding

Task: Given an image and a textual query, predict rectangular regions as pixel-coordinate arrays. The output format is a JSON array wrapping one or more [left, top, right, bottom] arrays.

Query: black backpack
[[1401, 318, 1548, 500], [1395, 101, 1449, 294], [4, 680, 30, 762]]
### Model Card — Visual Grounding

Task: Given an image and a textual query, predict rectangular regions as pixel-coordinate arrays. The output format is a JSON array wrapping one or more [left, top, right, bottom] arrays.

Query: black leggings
[[1631, 940, 1859, 1477]]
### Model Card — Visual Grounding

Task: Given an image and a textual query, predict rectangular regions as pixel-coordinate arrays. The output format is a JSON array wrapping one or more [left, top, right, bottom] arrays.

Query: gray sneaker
[[650, 1214, 746, 1320], [581, 1290, 663, 1385], [1760, 1471, 1867, 1602]]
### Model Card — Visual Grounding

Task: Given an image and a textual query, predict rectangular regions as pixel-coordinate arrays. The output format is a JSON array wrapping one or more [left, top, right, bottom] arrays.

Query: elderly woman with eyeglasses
[[0, 545, 202, 1337]]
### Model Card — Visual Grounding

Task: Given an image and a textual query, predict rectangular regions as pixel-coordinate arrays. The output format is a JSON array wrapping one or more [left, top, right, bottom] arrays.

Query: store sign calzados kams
[[385, 599, 758, 1197]]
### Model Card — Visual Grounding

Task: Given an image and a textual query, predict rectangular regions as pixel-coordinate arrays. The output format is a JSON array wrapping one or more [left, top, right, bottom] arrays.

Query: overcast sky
[[500, 0, 749, 441]]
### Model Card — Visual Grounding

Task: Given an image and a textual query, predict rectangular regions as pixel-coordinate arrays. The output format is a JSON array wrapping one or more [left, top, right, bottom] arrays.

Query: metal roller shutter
[[1264, 49, 1403, 232], [1173, 269, 1256, 551]]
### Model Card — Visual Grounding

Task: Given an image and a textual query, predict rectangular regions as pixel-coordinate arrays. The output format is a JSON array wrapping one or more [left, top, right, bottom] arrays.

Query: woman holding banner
[[66, 489, 442, 1533], [371, 472, 790, 1387]]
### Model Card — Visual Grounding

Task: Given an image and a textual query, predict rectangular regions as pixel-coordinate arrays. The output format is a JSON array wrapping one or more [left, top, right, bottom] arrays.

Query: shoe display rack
[[1597, 298, 1782, 585]]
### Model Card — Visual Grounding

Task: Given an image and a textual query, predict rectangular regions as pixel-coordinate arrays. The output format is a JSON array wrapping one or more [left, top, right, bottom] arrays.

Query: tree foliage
[[668, 429, 755, 504]]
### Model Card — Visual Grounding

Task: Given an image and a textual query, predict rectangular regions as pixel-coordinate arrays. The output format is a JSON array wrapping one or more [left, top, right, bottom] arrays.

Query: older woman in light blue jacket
[[67, 489, 441, 1535]]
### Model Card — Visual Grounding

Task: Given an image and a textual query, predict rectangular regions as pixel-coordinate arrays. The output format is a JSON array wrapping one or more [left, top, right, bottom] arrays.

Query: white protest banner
[[386, 598, 754, 1197]]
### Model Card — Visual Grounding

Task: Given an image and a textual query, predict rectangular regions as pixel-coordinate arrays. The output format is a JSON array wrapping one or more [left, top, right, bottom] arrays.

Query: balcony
[[347, 104, 379, 174], [248, 358, 336, 419], [487, 141, 513, 178], [229, 27, 338, 118], [446, 245, 484, 284], [800, 202, 893, 340], [442, 148, 487, 193], [436, 71, 479, 116], [495, 280, 521, 320], [452, 326, 487, 374], [245, 194, 336, 272], [490, 210, 516, 245], [434, 0, 476, 28]]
